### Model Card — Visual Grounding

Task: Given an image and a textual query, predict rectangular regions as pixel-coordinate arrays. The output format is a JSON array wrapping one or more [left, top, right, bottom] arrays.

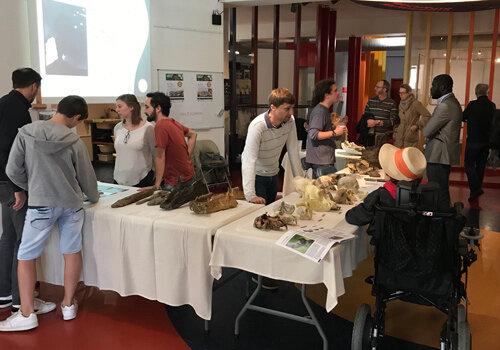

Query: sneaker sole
[[0, 323, 38, 332], [10, 304, 57, 316], [62, 313, 77, 321], [36, 303, 56, 315]]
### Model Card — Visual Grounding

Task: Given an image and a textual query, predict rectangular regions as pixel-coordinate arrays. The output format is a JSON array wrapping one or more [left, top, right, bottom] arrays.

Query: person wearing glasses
[[394, 84, 431, 149], [113, 94, 155, 187], [362, 80, 398, 146]]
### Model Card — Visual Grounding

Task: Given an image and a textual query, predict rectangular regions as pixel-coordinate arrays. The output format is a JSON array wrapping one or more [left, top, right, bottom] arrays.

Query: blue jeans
[[18, 207, 85, 260], [311, 164, 337, 179]]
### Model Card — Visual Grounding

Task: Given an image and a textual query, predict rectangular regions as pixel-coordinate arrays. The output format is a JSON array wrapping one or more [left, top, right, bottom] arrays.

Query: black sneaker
[[0, 295, 12, 309]]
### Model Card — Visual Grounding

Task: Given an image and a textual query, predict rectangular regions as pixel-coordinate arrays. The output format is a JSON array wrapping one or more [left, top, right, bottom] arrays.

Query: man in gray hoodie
[[0, 95, 99, 331]]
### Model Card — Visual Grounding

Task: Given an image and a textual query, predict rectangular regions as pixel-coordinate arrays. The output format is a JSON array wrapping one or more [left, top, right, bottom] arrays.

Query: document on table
[[97, 183, 128, 197], [275, 226, 355, 263]]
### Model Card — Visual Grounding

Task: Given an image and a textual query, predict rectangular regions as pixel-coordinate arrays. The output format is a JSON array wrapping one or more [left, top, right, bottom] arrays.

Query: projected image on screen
[[43, 0, 88, 76], [33, 0, 151, 101]]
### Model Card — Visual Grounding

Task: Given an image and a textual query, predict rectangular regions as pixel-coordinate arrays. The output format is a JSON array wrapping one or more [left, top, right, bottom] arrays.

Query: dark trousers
[[255, 175, 278, 205], [0, 182, 27, 306], [426, 162, 451, 206], [114, 169, 155, 188], [135, 169, 155, 188], [464, 143, 489, 194]]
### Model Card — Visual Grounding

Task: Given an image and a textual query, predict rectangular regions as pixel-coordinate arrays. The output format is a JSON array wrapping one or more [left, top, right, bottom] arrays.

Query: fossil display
[[341, 141, 365, 155], [337, 175, 360, 191], [361, 147, 381, 168], [135, 190, 170, 205], [111, 189, 156, 208], [189, 188, 238, 214], [346, 159, 381, 176], [253, 213, 288, 231], [160, 179, 208, 210], [273, 201, 295, 215], [232, 187, 246, 200], [329, 188, 357, 205], [294, 202, 313, 220], [278, 213, 297, 226], [148, 191, 171, 206]]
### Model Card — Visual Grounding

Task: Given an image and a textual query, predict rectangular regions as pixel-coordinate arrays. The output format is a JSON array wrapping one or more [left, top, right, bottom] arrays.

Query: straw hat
[[378, 143, 426, 181]]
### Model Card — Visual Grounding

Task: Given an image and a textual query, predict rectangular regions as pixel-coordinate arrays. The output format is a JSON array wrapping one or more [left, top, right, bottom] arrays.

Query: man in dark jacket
[[0, 68, 54, 314], [463, 84, 496, 201]]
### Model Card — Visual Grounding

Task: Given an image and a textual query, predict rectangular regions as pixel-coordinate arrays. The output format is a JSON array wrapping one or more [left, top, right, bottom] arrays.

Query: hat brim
[[378, 143, 424, 181]]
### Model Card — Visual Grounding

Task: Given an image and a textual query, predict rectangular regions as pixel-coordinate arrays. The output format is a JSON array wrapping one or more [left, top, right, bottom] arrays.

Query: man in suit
[[463, 84, 496, 201], [423, 74, 462, 205]]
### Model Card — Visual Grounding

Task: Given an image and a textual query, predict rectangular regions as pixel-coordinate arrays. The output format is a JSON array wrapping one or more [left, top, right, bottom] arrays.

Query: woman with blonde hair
[[394, 84, 431, 149], [113, 94, 155, 187]]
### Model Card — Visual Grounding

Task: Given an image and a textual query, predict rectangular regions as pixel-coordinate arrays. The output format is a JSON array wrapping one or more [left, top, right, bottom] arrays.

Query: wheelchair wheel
[[457, 322, 471, 350], [352, 304, 374, 350], [457, 304, 466, 324]]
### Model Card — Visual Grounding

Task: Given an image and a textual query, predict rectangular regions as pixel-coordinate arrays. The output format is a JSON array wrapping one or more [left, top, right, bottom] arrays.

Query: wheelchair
[[351, 181, 477, 350]]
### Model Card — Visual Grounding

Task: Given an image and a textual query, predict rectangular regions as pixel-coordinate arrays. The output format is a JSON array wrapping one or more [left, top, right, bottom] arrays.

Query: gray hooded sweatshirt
[[6, 120, 99, 208]]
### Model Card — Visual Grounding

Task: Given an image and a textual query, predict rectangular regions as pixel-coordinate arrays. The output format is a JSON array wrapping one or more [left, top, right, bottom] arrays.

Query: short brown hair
[[400, 83, 412, 93], [117, 94, 142, 125], [268, 88, 295, 108]]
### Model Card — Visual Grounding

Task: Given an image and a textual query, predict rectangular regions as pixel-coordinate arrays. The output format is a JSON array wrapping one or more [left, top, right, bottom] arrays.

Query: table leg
[[235, 274, 263, 335], [301, 284, 328, 350], [233, 276, 328, 350]]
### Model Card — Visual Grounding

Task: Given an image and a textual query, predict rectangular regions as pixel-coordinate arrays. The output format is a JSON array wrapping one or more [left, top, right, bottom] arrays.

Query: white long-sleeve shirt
[[241, 111, 303, 201]]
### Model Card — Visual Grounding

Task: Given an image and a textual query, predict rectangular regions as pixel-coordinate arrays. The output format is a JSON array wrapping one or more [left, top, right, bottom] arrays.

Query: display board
[[157, 69, 224, 129]]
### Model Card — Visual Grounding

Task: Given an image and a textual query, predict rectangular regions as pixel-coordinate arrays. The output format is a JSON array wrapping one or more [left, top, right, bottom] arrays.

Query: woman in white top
[[113, 94, 155, 187]]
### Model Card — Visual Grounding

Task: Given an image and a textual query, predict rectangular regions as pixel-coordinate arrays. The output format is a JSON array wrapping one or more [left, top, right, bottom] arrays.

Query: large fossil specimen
[[253, 213, 288, 231], [111, 189, 156, 208], [160, 178, 208, 210], [346, 159, 381, 177], [135, 190, 170, 205], [147, 191, 172, 206], [189, 188, 238, 214]]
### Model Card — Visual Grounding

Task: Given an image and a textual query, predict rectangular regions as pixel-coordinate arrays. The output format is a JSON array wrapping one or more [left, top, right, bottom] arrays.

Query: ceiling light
[[496, 58, 500, 63], [372, 36, 406, 47]]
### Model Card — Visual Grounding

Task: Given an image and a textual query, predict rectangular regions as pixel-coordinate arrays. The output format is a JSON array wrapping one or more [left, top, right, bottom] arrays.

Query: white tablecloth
[[36, 183, 262, 320], [281, 149, 362, 196], [209, 192, 371, 312]]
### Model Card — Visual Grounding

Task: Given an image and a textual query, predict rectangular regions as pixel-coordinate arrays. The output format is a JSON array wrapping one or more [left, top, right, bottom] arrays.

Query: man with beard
[[423, 74, 462, 205], [144, 92, 196, 191], [0, 68, 55, 314]]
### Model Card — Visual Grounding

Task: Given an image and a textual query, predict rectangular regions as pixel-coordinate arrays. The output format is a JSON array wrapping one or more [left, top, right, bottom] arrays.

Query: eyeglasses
[[123, 130, 131, 144]]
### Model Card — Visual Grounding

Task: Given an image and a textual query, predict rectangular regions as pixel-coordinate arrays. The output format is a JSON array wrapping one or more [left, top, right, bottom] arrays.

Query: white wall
[[150, 0, 225, 154], [0, 0, 226, 154], [0, 0, 31, 95]]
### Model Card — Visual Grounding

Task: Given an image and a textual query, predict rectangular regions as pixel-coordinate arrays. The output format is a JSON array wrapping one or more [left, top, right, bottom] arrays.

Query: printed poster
[[165, 73, 184, 100], [196, 74, 213, 100]]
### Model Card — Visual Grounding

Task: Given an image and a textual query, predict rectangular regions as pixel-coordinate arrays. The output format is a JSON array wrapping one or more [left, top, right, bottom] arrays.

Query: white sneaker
[[61, 301, 78, 321], [10, 298, 56, 315], [0, 311, 38, 332]]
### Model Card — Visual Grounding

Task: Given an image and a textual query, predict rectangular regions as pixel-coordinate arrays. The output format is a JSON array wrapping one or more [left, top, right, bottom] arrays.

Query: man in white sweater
[[242, 88, 303, 204]]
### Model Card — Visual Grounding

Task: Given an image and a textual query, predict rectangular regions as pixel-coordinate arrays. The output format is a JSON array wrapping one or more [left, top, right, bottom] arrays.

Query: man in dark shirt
[[363, 80, 399, 146], [0, 68, 44, 312], [463, 83, 496, 200]]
